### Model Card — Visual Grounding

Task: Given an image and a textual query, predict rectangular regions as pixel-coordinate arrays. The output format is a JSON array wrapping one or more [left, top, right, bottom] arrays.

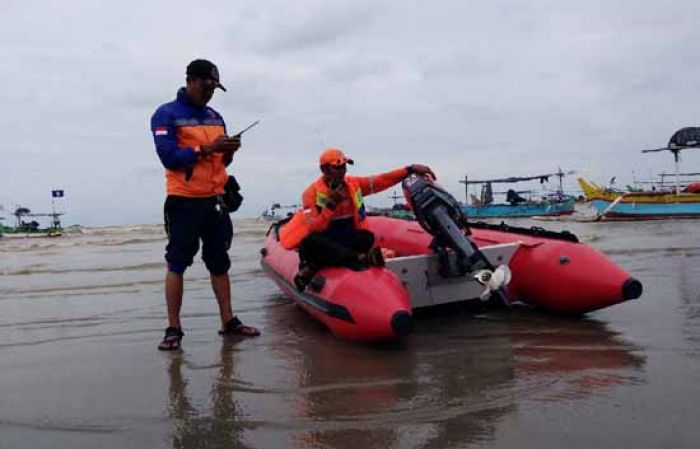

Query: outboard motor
[[402, 174, 511, 301]]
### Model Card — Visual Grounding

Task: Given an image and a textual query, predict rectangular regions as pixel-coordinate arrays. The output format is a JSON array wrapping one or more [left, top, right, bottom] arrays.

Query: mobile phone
[[232, 120, 260, 137]]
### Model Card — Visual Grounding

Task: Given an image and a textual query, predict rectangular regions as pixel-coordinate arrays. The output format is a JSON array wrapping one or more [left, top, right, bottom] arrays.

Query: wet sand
[[1, 217, 699, 449]]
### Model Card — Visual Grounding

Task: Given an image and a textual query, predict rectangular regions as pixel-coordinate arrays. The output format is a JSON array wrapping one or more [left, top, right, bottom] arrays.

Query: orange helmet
[[319, 148, 354, 167]]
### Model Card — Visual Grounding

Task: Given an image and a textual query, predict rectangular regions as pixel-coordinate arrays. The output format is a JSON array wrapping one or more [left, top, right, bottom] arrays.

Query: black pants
[[163, 195, 232, 275], [298, 229, 375, 271]]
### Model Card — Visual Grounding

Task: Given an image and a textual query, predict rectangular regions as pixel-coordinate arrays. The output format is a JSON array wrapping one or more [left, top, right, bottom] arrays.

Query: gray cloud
[[1, 0, 699, 226]]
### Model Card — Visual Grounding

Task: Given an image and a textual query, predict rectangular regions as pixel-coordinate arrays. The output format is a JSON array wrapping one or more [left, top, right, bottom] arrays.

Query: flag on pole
[[52, 190, 64, 198]]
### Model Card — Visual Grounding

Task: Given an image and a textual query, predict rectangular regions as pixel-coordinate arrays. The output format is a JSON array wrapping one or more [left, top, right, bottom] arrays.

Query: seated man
[[280, 147, 434, 291]]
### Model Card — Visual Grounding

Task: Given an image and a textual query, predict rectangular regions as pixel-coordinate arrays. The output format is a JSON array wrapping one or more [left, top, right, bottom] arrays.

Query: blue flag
[[52, 190, 64, 198]]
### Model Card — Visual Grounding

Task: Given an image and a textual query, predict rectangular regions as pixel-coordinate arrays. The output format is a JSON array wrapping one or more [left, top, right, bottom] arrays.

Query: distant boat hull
[[579, 177, 700, 219], [590, 199, 700, 219], [1, 231, 63, 238], [462, 200, 575, 218]]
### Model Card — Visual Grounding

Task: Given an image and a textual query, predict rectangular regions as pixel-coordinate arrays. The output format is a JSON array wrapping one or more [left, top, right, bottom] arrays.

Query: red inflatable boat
[[260, 176, 642, 342]]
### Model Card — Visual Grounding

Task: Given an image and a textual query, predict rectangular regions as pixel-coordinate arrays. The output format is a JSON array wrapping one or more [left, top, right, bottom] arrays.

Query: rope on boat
[[466, 220, 579, 243]]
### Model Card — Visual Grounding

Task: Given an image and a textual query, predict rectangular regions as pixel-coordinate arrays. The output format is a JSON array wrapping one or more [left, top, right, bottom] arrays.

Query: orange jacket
[[280, 167, 409, 249]]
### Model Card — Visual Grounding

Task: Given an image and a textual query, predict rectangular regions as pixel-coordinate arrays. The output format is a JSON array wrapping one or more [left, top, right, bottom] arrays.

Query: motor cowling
[[402, 175, 488, 274], [402, 174, 469, 236]]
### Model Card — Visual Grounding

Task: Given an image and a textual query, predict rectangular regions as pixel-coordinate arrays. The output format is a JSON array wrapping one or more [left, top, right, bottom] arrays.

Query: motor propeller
[[474, 265, 512, 301]]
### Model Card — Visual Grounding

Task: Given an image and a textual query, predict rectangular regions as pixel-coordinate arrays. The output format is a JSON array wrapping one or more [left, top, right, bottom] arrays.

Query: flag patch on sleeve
[[154, 127, 168, 136]]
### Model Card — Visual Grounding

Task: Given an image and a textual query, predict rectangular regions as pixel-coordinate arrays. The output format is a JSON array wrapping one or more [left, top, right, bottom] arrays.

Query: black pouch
[[222, 175, 243, 212]]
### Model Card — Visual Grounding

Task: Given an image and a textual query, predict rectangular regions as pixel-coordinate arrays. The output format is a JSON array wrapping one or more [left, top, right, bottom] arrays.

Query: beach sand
[[1, 218, 699, 449]]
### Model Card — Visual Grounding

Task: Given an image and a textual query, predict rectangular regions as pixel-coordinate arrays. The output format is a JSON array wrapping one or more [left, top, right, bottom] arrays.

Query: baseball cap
[[319, 148, 354, 166], [186, 59, 227, 91]]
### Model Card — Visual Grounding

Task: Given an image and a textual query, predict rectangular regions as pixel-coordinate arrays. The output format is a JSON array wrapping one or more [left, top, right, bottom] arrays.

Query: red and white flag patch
[[154, 127, 168, 136]]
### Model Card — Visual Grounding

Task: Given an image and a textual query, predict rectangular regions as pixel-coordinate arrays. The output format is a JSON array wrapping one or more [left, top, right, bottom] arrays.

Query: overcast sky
[[2, 0, 699, 226]]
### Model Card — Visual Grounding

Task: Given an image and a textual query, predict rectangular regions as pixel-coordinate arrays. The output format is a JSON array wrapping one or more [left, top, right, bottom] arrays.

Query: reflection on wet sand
[[509, 313, 646, 402], [262, 302, 646, 449], [162, 300, 646, 449], [166, 345, 252, 449], [678, 259, 700, 353]]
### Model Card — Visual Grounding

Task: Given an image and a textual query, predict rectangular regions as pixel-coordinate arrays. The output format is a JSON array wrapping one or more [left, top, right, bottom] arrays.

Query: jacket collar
[[176, 87, 205, 110]]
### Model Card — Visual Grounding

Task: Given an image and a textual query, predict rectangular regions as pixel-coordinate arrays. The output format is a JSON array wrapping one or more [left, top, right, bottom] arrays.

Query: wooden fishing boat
[[460, 168, 576, 218], [579, 127, 700, 220]]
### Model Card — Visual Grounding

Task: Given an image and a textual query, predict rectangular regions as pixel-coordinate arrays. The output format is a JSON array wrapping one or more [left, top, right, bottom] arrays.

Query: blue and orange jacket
[[151, 88, 229, 197]]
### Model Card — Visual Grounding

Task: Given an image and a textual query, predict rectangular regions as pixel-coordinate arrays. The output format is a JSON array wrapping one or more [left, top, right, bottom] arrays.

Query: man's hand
[[329, 185, 348, 203], [409, 164, 436, 180], [201, 135, 241, 157], [325, 185, 348, 209]]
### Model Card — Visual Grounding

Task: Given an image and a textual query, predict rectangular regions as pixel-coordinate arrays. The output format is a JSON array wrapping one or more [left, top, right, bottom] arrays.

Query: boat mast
[[556, 167, 565, 197], [672, 149, 681, 195], [51, 194, 58, 229], [463, 174, 468, 204], [389, 190, 403, 206]]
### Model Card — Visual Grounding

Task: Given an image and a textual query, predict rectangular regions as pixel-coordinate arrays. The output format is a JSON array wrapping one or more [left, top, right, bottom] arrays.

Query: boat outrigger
[[579, 127, 700, 220], [460, 168, 576, 218], [261, 175, 641, 342]]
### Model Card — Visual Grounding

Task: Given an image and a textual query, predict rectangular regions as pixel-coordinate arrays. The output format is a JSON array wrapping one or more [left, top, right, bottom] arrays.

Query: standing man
[[151, 59, 260, 351]]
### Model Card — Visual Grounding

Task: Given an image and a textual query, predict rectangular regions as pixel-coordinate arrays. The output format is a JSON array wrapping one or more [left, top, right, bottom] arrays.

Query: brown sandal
[[218, 316, 260, 337]]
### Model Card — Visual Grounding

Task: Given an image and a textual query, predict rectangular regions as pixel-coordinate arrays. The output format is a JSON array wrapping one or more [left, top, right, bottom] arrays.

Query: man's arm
[[151, 108, 197, 170], [301, 185, 336, 233], [353, 167, 409, 196], [354, 164, 436, 196], [221, 133, 240, 167]]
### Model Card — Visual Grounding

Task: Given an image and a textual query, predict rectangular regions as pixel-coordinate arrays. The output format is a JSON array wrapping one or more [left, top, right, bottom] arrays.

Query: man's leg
[[165, 271, 184, 329], [164, 198, 199, 326], [295, 231, 365, 291], [347, 229, 375, 254], [300, 232, 365, 268], [348, 229, 384, 266], [208, 262, 259, 336], [210, 273, 233, 326], [159, 197, 199, 350], [200, 202, 258, 334]]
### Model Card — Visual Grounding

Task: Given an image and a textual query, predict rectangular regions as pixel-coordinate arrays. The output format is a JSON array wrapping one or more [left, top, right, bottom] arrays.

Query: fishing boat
[[578, 127, 700, 220], [1, 190, 66, 238], [261, 176, 641, 342], [260, 203, 298, 222], [1, 206, 64, 238], [460, 168, 576, 218]]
